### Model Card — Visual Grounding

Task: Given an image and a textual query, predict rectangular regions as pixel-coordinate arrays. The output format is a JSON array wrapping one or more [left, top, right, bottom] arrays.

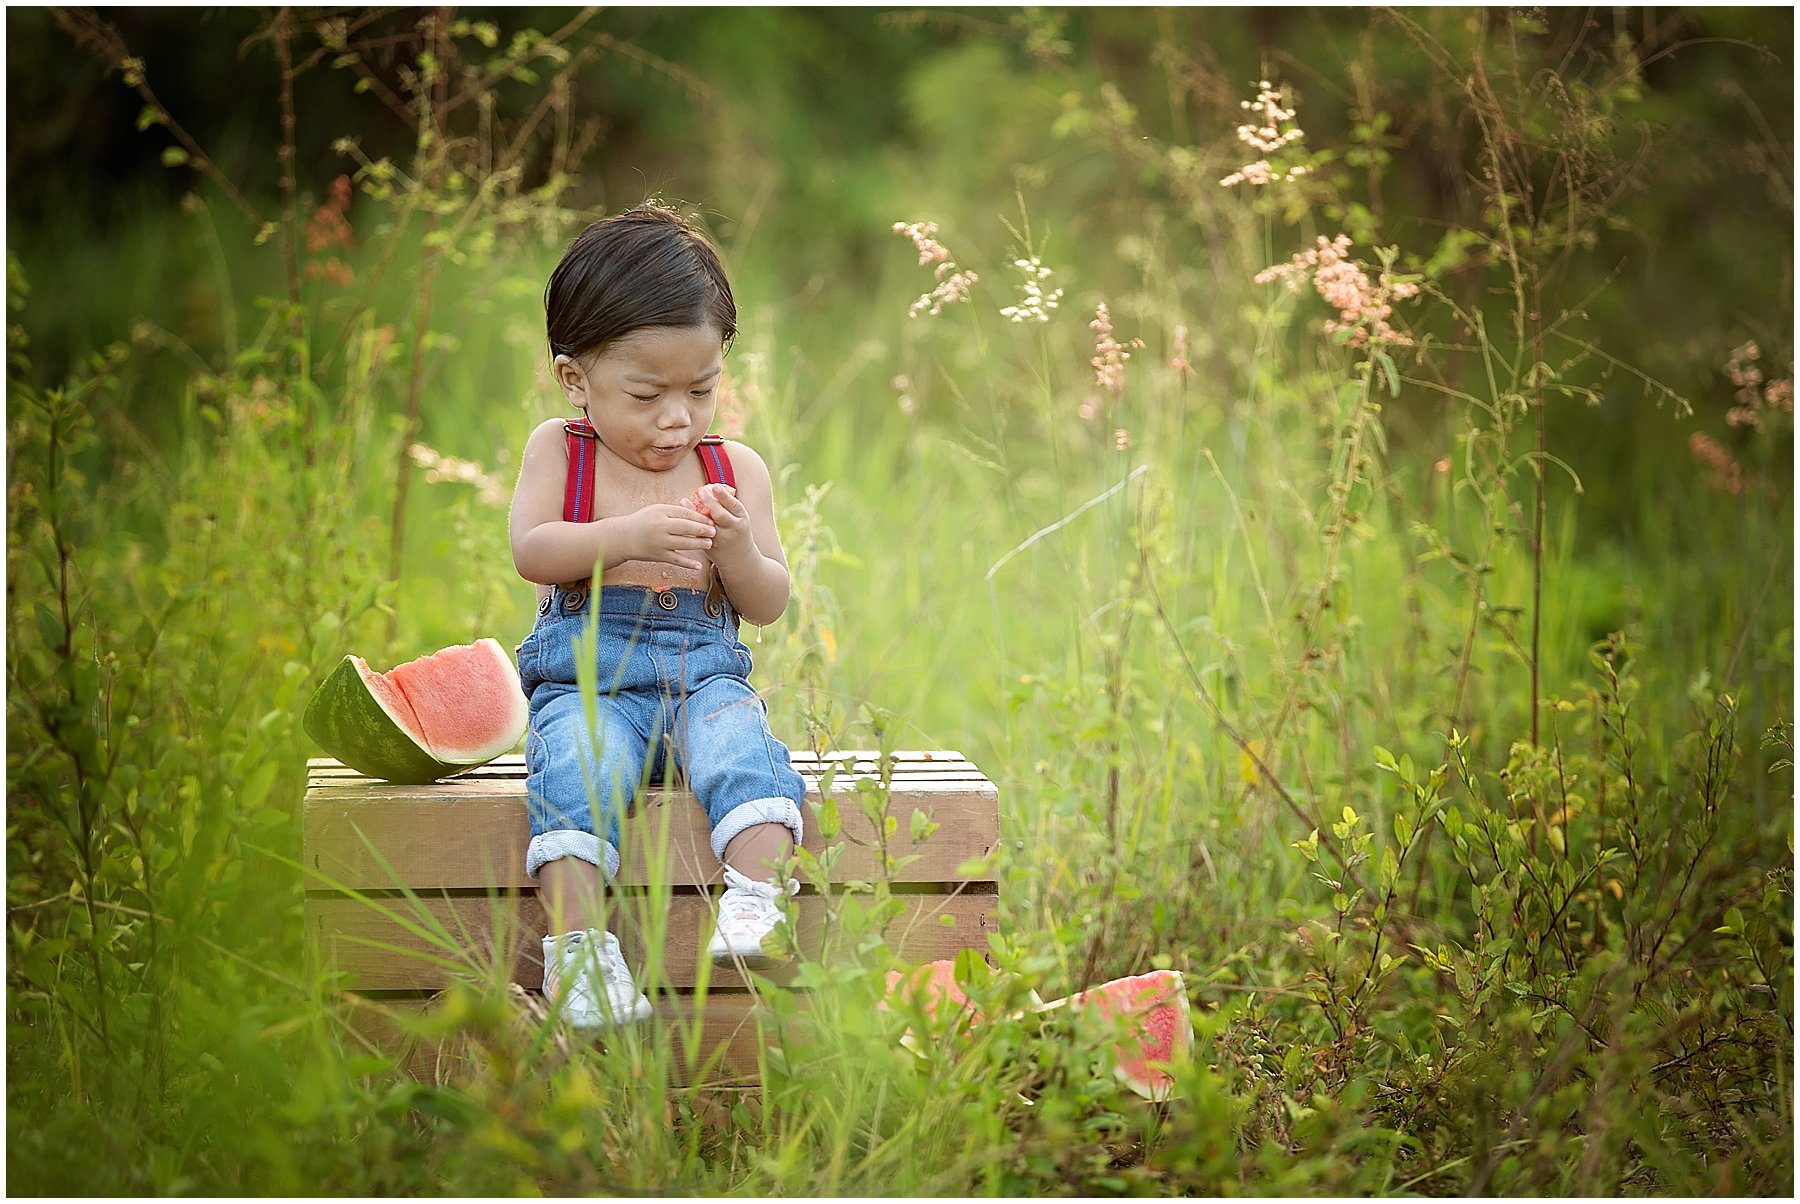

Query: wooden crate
[[304, 750, 1000, 1083]]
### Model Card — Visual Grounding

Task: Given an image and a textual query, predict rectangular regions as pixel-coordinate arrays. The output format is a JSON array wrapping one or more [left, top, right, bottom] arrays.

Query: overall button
[[537, 595, 552, 616], [562, 587, 587, 613], [656, 589, 679, 611], [704, 595, 723, 618]]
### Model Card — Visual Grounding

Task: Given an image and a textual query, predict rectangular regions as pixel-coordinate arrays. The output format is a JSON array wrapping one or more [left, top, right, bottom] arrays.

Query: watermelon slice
[[1047, 969, 1193, 1102], [882, 961, 1192, 1102], [882, 960, 984, 1053], [304, 638, 528, 783]]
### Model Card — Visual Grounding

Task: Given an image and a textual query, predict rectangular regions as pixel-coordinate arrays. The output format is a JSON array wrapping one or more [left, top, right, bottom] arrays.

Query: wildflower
[[1089, 302, 1144, 397], [306, 175, 355, 253], [1724, 340, 1794, 429], [1113, 428, 1132, 451], [1255, 234, 1418, 347], [1688, 431, 1743, 495], [894, 220, 979, 318], [408, 443, 509, 507], [304, 174, 356, 287], [1169, 324, 1191, 379], [998, 256, 1063, 323], [1220, 81, 1308, 188]]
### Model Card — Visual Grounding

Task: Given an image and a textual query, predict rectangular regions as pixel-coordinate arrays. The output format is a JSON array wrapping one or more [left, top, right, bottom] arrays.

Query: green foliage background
[[6, 7, 1793, 1195]]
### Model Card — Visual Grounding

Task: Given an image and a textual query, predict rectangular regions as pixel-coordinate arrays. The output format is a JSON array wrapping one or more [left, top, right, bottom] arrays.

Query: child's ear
[[553, 354, 588, 409]]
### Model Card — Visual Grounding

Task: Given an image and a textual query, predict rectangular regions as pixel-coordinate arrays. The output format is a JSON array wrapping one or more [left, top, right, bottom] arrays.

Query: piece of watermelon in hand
[[304, 638, 528, 783]]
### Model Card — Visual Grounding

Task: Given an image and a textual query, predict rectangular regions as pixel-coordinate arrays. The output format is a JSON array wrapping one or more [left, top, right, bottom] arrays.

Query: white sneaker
[[707, 866, 799, 967], [541, 929, 653, 1029]]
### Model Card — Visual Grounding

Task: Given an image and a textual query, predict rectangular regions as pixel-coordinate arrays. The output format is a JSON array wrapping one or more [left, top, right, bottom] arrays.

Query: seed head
[[894, 221, 978, 318]]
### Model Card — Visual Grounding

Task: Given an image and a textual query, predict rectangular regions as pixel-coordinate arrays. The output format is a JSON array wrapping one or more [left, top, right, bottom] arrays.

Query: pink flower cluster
[[1255, 234, 1418, 347], [894, 221, 980, 318], [1688, 432, 1744, 496], [304, 174, 356, 287], [1089, 302, 1144, 397], [1169, 324, 1191, 379], [1220, 80, 1309, 188], [1724, 341, 1794, 430]]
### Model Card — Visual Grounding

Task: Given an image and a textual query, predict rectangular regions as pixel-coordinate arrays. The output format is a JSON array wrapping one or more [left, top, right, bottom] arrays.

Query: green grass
[[7, 14, 1793, 1195]]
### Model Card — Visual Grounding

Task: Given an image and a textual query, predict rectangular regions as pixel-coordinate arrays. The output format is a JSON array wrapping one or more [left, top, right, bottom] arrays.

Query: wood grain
[[304, 752, 1000, 890]]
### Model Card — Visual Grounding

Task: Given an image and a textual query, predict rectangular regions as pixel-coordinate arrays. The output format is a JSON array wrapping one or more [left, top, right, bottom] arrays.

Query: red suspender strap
[[563, 419, 597, 524], [561, 424, 735, 524], [697, 435, 736, 489]]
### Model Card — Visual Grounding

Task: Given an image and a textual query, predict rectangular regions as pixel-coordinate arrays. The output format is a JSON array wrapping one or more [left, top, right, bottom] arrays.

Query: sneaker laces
[[552, 930, 625, 983], [717, 866, 798, 930]]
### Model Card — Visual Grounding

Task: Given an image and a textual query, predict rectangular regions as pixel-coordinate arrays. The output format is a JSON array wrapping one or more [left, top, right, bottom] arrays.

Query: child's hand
[[687, 484, 758, 566], [624, 503, 716, 572]]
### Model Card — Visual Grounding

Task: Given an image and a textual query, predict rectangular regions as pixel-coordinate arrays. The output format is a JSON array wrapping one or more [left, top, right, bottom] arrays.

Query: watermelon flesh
[[882, 960, 983, 1053], [882, 960, 1192, 1102], [1053, 969, 1193, 1102], [304, 638, 528, 783]]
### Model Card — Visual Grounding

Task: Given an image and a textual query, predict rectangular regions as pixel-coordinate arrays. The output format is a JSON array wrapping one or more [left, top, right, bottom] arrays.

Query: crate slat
[[305, 750, 979, 781], [343, 990, 818, 1087], [305, 781, 998, 891], [309, 887, 998, 992]]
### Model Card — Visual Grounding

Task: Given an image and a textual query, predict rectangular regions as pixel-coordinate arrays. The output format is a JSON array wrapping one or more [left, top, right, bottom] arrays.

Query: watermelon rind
[[304, 654, 448, 784]]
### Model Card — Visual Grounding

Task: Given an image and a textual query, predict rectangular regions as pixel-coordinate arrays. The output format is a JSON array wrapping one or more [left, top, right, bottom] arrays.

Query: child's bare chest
[[590, 456, 705, 519]]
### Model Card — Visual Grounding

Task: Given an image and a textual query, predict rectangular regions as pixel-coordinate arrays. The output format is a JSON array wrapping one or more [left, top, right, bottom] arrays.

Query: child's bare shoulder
[[529, 415, 573, 444], [719, 439, 771, 481], [519, 416, 573, 464]]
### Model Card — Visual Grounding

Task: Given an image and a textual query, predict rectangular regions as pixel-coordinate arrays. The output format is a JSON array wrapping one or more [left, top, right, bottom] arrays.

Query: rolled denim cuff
[[526, 830, 621, 882], [709, 797, 805, 863]]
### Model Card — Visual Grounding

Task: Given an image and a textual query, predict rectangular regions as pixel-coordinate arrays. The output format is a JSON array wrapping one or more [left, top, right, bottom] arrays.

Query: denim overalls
[[516, 429, 806, 882]]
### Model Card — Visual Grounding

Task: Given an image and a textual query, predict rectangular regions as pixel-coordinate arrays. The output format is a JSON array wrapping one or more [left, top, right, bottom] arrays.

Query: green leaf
[[908, 807, 937, 845], [815, 794, 840, 842], [34, 602, 63, 652], [1394, 812, 1415, 848], [1379, 846, 1399, 889], [160, 146, 190, 168], [239, 758, 280, 813], [1382, 351, 1402, 396]]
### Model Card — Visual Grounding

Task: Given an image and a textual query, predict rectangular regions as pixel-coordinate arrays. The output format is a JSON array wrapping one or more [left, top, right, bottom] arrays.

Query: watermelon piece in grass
[[1047, 969, 1193, 1102], [304, 638, 528, 783], [882, 960, 985, 1053], [883, 961, 1194, 1103]]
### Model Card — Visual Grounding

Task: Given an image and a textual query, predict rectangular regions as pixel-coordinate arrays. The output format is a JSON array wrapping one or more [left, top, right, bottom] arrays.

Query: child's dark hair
[[545, 203, 736, 361]]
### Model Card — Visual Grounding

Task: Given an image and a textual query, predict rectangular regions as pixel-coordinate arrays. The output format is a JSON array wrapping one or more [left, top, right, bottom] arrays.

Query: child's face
[[559, 325, 723, 471]]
